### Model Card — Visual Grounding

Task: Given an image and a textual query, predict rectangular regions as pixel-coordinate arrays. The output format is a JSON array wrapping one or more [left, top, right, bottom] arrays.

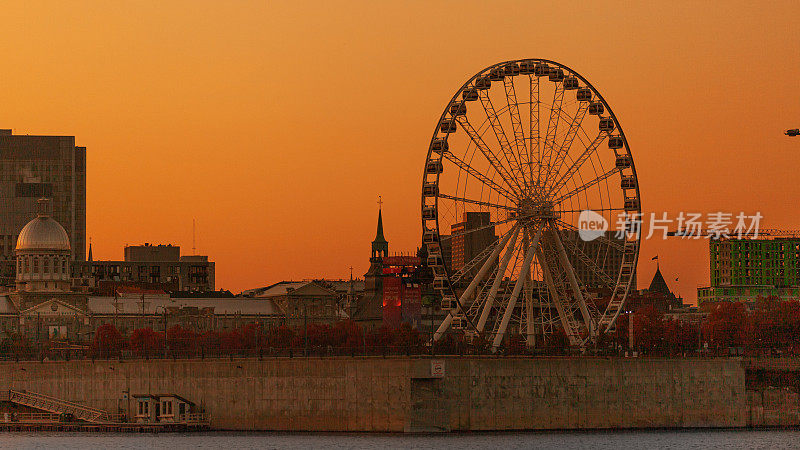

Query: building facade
[[449, 212, 496, 278], [72, 244, 215, 292], [698, 237, 800, 306], [0, 130, 86, 281], [561, 229, 637, 292], [380, 256, 422, 329]]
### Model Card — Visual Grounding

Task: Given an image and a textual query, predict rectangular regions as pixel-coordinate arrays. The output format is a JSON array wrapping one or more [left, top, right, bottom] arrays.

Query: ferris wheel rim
[[421, 58, 641, 345]]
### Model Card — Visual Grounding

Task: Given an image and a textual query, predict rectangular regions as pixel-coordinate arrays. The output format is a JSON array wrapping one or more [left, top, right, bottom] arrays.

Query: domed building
[[15, 198, 72, 292]]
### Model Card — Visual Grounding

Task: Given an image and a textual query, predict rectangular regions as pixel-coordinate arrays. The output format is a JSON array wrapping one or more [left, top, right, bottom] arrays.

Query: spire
[[374, 208, 387, 244], [371, 197, 388, 259], [88, 238, 93, 262]]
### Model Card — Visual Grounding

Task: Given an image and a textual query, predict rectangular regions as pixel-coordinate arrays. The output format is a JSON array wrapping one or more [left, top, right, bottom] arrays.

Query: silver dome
[[16, 216, 71, 252]]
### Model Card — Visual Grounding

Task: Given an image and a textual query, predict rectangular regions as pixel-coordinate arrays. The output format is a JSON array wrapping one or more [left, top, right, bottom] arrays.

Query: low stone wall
[[0, 357, 747, 431]]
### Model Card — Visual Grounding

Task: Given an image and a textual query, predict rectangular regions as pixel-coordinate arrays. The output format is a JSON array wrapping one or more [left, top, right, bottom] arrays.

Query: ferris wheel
[[421, 59, 640, 350]]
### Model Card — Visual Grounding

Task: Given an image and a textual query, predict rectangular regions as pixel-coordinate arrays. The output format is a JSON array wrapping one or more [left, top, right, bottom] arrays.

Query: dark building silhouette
[[450, 212, 496, 278], [0, 129, 86, 284]]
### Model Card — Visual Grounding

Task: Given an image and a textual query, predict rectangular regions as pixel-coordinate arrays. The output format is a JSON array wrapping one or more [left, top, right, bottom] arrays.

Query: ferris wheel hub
[[517, 198, 557, 223]]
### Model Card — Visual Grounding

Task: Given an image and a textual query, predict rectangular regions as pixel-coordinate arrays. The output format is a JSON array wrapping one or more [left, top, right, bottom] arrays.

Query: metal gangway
[[8, 389, 110, 423]]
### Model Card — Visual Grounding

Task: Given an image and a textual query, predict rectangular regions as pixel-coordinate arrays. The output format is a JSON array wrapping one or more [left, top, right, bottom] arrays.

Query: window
[[44, 257, 50, 274], [61, 259, 66, 274], [33, 257, 38, 273]]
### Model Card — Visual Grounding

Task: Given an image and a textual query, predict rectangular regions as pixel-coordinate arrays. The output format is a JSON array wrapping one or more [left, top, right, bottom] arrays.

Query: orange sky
[[1, 1, 798, 301]]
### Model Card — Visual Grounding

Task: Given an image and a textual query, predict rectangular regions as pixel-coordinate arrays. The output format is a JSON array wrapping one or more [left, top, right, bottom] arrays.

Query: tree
[[91, 323, 125, 358], [265, 325, 294, 349], [329, 320, 364, 351], [166, 325, 197, 356], [633, 305, 668, 355], [129, 328, 163, 358], [702, 301, 749, 352]]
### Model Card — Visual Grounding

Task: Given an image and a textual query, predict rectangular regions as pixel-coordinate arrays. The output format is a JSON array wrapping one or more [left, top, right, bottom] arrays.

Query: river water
[[0, 430, 797, 449]]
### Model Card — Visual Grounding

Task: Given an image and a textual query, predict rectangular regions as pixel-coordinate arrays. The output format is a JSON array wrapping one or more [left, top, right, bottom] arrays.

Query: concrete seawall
[[0, 357, 747, 431]]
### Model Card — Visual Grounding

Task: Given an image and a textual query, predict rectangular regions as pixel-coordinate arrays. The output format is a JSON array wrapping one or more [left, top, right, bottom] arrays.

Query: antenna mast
[[192, 218, 197, 255]]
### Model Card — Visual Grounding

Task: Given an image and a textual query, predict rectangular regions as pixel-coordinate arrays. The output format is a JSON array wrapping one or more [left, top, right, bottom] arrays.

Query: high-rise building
[[561, 229, 636, 291], [698, 237, 800, 305], [0, 129, 86, 284], [450, 212, 496, 274]]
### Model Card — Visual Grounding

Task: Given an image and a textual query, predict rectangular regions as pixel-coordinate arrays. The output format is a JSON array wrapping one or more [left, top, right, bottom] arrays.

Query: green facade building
[[698, 238, 800, 306]]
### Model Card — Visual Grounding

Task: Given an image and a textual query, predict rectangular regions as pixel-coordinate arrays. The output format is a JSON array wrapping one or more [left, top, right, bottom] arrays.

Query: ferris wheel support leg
[[538, 246, 580, 347], [550, 228, 596, 338], [523, 228, 535, 348], [491, 227, 541, 351], [433, 224, 519, 342], [476, 226, 522, 333]]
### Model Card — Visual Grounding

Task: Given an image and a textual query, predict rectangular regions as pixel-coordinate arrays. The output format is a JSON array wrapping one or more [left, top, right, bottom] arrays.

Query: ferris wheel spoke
[[556, 207, 627, 215], [455, 116, 524, 196], [536, 243, 583, 346], [491, 225, 541, 350], [558, 233, 616, 288], [476, 225, 523, 332], [547, 132, 609, 197], [549, 228, 596, 336], [477, 90, 527, 191], [449, 224, 518, 284], [542, 101, 589, 190], [553, 166, 621, 204], [441, 151, 518, 202], [503, 76, 529, 183], [555, 219, 625, 252], [450, 236, 505, 285], [437, 193, 516, 211], [529, 75, 541, 187], [536, 83, 565, 189]]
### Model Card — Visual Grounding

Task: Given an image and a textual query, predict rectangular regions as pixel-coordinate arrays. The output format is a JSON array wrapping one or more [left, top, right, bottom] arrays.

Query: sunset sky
[[1, 1, 798, 301]]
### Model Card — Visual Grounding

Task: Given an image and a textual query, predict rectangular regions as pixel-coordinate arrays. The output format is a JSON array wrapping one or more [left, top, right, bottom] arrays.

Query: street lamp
[[155, 306, 168, 358]]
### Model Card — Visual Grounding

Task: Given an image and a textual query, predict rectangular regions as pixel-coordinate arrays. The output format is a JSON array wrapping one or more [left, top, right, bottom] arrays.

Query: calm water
[[0, 430, 798, 450]]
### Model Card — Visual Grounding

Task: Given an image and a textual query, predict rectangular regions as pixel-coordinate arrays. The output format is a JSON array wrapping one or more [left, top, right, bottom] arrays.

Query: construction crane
[[667, 228, 800, 239]]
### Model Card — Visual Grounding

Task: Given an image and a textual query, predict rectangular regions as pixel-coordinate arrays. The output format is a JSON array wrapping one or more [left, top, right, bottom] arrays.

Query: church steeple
[[371, 197, 389, 260]]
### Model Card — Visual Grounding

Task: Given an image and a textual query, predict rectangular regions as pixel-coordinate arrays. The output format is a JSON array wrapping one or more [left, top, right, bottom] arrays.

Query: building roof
[[16, 200, 70, 252], [327, 280, 366, 293], [648, 266, 673, 297], [241, 281, 307, 298], [243, 280, 341, 299], [86, 296, 280, 316]]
